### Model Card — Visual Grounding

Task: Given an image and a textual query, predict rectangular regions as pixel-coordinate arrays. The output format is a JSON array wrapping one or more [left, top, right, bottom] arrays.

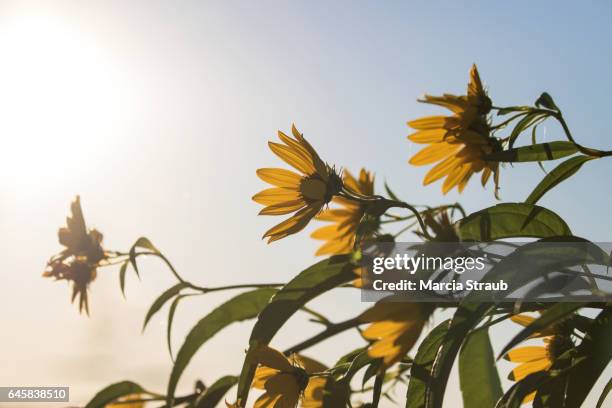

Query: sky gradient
[[1, 1, 610, 406]]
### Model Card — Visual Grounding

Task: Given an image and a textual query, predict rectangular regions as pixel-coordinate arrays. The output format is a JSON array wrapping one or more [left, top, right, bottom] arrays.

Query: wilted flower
[[43, 196, 108, 314], [253, 125, 343, 243], [311, 168, 375, 256], [408, 65, 501, 195], [414, 207, 459, 242], [359, 303, 433, 368], [504, 314, 573, 404], [248, 344, 326, 408]]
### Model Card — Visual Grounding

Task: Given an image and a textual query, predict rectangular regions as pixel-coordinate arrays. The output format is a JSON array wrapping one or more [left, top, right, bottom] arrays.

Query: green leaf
[[425, 303, 494, 408], [535, 92, 559, 111], [236, 255, 353, 407], [129, 236, 160, 277], [459, 328, 503, 408], [193, 375, 238, 408], [457, 203, 571, 241], [384, 181, 401, 201], [405, 320, 450, 408], [142, 282, 187, 331], [486, 141, 578, 163], [526, 155, 595, 205], [498, 303, 585, 359], [167, 294, 190, 361], [508, 112, 548, 148], [565, 307, 612, 407], [85, 381, 149, 408], [496, 372, 548, 408], [166, 288, 277, 406], [119, 260, 129, 297], [322, 347, 368, 408], [596, 378, 612, 408]]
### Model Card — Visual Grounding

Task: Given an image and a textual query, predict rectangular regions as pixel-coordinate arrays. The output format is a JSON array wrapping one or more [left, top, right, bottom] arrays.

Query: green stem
[[283, 317, 362, 355]]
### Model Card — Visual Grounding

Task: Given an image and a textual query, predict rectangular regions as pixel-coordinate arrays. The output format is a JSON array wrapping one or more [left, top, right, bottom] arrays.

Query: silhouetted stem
[[284, 317, 362, 355]]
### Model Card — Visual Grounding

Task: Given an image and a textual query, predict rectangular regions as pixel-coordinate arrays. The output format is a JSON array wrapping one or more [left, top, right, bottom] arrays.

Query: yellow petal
[[408, 128, 448, 144], [253, 188, 301, 206], [269, 142, 315, 175], [259, 200, 306, 215], [410, 143, 460, 166], [315, 239, 352, 256], [407, 116, 448, 130], [420, 94, 467, 114], [253, 392, 282, 408], [253, 366, 281, 389], [522, 391, 536, 404], [509, 358, 552, 381], [505, 346, 548, 363], [302, 376, 326, 408], [481, 167, 492, 186], [442, 163, 471, 194], [468, 64, 484, 98], [250, 345, 294, 372], [423, 155, 463, 185], [511, 314, 536, 327], [311, 224, 341, 240], [257, 168, 302, 188], [264, 205, 320, 243]]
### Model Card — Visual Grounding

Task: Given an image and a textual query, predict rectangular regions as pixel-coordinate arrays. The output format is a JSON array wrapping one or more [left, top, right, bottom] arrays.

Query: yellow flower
[[253, 125, 343, 243], [359, 303, 432, 368], [43, 196, 107, 314], [311, 169, 375, 256], [249, 345, 326, 408], [106, 394, 145, 408], [504, 314, 573, 404], [408, 64, 501, 195]]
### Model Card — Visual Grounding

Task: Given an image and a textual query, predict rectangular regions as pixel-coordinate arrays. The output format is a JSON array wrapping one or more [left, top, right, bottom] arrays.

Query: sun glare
[[0, 12, 127, 195]]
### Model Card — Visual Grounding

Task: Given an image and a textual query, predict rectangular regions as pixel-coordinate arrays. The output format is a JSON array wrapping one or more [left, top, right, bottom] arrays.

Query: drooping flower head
[[504, 314, 573, 404], [408, 65, 502, 196], [311, 168, 375, 256], [43, 196, 108, 314], [248, 344, 326, 408], [253, 125, 343, 243], [413, 207, 459, 242], [359, 303, 433, 369]]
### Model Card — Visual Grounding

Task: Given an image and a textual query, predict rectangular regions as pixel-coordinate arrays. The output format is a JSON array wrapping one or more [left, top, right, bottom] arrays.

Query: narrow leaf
[[119, 260, 129, 297], [166, 288, 277, 406], [194, 375, 238, 408], [129, 236, 160, 277], [526, 155, 595, 205], [596, 378, 612, 408], [236, 255, 353, 407], [405, 320, 450, 408], [486, 141, 577, 163], [142, 282, 187, 331], [459, 328, 503, 408], [565, 307, 612, 407], [85, 381, 148, 408]]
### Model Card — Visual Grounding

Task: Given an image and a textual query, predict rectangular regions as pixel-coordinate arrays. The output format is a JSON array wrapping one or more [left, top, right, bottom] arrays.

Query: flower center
[[300, 177, 327, 201]]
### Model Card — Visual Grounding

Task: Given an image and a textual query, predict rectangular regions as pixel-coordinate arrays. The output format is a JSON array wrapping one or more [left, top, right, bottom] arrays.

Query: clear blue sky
[[1, 1, 610, 406]]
